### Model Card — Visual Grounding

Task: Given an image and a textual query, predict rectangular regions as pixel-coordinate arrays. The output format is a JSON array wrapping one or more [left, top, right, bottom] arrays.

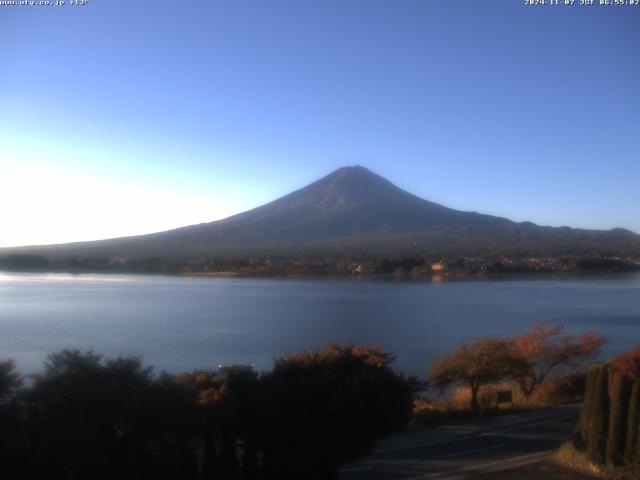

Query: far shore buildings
[[431, 262, 446, 273]]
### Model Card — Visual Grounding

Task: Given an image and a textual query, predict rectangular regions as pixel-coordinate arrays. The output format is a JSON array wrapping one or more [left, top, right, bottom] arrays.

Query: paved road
[[475, 459, 595, 479], [339, 404, 594, 480]]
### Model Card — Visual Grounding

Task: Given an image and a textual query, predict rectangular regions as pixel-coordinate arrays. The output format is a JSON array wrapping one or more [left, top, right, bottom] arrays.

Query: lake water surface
[[1, 272, 639, 378]]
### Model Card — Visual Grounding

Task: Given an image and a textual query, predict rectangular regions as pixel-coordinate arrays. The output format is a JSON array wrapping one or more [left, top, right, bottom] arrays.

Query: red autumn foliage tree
[[612, 345, 640, 380], [508, 324, 607, 399]]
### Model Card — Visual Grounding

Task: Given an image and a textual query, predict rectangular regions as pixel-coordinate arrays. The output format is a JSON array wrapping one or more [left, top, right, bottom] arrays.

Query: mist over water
[[1, 272, 639, 378]]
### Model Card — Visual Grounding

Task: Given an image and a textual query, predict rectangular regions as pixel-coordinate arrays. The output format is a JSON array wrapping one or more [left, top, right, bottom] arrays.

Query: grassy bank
[[411, 373, 586, 428], [556, 442, 640, 480]]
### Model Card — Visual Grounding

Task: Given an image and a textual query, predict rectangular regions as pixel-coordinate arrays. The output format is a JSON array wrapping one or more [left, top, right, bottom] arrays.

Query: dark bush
[[262, 344, 418, 478]]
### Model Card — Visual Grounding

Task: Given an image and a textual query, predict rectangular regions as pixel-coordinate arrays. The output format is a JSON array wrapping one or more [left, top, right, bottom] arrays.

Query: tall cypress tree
[[606, 372, 630, 466], [587, 365, 609, 465], [624, 380, 639, 465], [637, 415, 640, 466], [579, 367, 597, 443]]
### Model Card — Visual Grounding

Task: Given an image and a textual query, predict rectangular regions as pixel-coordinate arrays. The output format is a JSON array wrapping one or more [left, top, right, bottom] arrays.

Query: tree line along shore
[[1, 253, 639, 276]]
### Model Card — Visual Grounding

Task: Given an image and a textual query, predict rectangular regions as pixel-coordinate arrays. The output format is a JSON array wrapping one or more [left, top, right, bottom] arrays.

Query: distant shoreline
[[1, 252, 639, 280], [2, 268, 639, 284]]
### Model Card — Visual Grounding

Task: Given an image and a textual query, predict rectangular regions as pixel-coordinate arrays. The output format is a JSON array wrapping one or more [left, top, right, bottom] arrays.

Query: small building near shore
[[431, 262, 446, 272]]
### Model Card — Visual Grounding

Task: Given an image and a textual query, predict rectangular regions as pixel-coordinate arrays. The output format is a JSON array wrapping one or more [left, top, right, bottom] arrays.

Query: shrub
[[532, 371, 587, 406], [556, 440, 603, 478], [263, 344, 418, 478]]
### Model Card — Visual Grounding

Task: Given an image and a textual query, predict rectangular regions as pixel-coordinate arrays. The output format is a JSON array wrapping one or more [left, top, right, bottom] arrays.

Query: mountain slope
[[3, 166, 640, 259]]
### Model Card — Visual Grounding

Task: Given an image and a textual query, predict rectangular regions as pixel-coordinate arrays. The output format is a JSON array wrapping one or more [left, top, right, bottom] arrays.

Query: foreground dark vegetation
[[0, 324, 617, 480], [0, 345, 417, 480], [1, 253, 639, 276]]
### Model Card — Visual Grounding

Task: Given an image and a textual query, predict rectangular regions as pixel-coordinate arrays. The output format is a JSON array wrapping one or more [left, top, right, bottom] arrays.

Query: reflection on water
[[1, 272, 639, 377], [0, 272, 139, 283]]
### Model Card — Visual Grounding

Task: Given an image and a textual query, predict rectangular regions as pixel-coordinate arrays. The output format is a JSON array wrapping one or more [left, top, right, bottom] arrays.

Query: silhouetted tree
[[178, 368, 264, 478], [263, 344, 417, 479], [28, 350, 156, 480], [431, 339, 512, 413], [0, 359, 24, 480], [140, 373, 201, 480], [0, 359, 21, 400]]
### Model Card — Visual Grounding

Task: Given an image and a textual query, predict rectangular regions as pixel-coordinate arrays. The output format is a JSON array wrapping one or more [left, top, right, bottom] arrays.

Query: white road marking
[[477, 413, 579, 437], [404, 449, 555, 480], [374, 412, 578, 454], [444, 443, 507, 458]]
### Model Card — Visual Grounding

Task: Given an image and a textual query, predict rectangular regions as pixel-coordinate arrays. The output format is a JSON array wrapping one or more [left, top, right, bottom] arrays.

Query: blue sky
[[1, 0, 638, 247]]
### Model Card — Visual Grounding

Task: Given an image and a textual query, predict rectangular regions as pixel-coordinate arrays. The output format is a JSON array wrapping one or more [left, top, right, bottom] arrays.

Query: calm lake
[[1, 272, 639, 378]]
